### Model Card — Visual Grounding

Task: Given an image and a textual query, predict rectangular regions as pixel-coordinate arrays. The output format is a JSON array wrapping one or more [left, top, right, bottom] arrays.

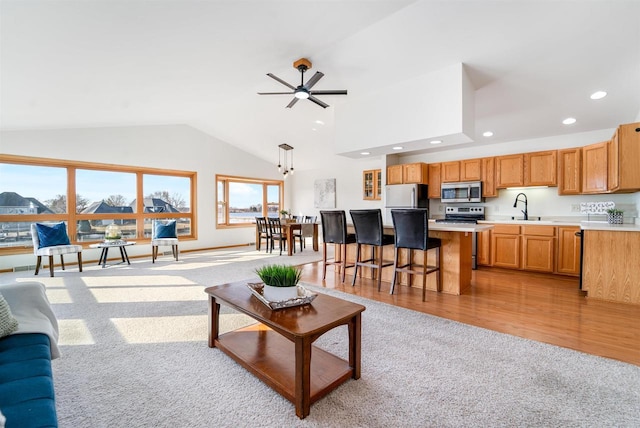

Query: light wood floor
[[300, 263, 640, 366]]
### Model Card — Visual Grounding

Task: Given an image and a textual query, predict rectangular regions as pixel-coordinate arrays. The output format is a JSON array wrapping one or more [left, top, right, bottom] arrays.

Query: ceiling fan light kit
[[258, 58, 347, 108]]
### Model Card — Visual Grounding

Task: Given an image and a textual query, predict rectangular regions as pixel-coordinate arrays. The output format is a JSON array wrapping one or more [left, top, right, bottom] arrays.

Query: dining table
[[255, 221, 319, 256]]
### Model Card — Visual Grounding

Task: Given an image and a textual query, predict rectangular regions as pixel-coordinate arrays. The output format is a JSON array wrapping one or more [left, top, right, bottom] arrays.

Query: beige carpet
[[1, 246, 639, 427]]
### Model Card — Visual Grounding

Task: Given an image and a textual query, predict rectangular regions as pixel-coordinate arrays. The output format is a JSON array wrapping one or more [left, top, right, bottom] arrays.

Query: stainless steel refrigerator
[[384, 184, 429, 224]]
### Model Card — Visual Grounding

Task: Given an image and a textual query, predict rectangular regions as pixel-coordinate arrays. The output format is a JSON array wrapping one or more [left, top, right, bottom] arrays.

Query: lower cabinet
[[491, 224, 521, 269], [480, 223, 579, 276], [556, 226, 580, 276], [521, 226, 555, 272]]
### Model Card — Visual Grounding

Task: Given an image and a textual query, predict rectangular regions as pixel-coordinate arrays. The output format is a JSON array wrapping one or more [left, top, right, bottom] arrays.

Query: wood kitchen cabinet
[[608, 122, 640, 193], [491, 224, 521, 269], [556, 226, 580, 276], [402, 162, 428, 184], [387, 162, 428, 185], [363, 169, 381, 200], [477, 229, 491, 266], [581, 141, 609, 193], [481, 157, 497, 197], [387, 165, 403, 185], [495, 154, 524, 188], [441, 161, 460, 182], [521, 225, 555, 273], [524, 150, 557, 186], [428, 163, 442, 198], [557, 148, 582, 195], [460, 158, 482, 181]]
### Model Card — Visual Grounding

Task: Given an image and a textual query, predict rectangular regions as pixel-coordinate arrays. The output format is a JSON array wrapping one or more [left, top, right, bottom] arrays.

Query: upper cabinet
[[460, 158, 482, 181], [442, 159, 482, 182], [497, 151, 557, 189], [441, 161, 460, 182], [363, 169, 382, 200], [581, 122, 640, 194], [581, 141, 609, 194], [496, 154, 524, 188], [387, 165, 403, 185], [524, 150, 557, 186], [481, 157, 497, 197], [609, 122, 640, 193], [403, 162, 429, 184], [557, 148, 581, 195], [386, 162, 428, 185], [428, 163, 442, 198]]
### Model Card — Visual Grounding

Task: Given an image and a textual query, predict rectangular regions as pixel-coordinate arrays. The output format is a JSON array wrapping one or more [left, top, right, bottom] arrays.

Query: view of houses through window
[[216, 175, 283, 226], [0, 156, 195, 251]]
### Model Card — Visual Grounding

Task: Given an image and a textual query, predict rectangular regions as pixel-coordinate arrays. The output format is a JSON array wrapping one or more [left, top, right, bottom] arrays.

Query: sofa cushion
[[0, 333, 57, 428], [0, 294, 18, 338], [35, 223, 70, 249]]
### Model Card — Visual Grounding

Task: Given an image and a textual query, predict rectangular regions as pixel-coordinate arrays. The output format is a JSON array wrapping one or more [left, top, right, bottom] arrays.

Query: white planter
[[263, 284, 298, 302]]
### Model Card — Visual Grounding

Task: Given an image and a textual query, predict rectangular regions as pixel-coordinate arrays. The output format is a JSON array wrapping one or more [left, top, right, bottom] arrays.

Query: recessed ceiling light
[[483, 131, 494, 137], [430, 140, 442, 145], [562, 117, 577, 125], [360, 151, 370, 155], [311, 128, 317, 131], [392, 146, 403, 150], [314, 120, 325, 125], [590, 91, 607, 100]]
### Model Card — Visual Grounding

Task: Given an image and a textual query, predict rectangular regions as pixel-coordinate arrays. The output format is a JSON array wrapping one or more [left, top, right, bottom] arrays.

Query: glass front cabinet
[[363, 169, 382, 200]]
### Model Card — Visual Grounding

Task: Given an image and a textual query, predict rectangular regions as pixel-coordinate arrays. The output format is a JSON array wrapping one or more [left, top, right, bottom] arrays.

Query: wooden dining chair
[[267, 217, 289, 255], [255, 217, 271, 253]]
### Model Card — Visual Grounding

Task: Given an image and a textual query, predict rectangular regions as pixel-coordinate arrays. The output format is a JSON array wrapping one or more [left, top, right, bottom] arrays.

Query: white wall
[[0, 124, 286, 269]]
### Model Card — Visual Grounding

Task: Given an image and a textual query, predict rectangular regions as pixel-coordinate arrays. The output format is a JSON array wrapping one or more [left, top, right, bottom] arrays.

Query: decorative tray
[[246, 282, 317, 310]]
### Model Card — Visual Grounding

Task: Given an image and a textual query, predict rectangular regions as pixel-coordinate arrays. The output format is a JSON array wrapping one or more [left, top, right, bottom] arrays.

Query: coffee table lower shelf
[[215, 324, 353, 405]]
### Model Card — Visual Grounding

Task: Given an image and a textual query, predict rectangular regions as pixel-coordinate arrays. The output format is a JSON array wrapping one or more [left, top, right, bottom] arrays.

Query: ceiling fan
[[258, 58, 347, 108]]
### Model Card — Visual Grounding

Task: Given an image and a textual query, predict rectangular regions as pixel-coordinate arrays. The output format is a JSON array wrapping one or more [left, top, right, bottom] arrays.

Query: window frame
[[216, 174, 283, 228], [0, 154, 197, 254]]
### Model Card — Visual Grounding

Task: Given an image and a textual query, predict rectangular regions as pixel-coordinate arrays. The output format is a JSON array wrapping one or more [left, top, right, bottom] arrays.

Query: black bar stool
[[390, 209, 442, 301], [320, 210, 356, 282], [349, 209, 395, 290]]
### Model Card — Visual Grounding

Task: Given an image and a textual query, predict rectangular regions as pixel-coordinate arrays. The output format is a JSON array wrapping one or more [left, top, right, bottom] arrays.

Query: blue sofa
[[0, 282, 59, 428]]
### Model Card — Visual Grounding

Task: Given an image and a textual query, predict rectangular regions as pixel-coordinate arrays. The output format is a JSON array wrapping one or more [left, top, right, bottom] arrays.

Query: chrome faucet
[[513, 193, 528, 220]]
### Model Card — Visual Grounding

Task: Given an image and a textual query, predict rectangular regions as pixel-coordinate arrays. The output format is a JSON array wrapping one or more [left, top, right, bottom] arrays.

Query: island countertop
[[380, 221, 494, 233]]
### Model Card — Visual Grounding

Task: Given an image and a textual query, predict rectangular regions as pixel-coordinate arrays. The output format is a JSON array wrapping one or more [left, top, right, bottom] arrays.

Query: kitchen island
[[340, 222, 493, 295], [581, 222, 640, 305]]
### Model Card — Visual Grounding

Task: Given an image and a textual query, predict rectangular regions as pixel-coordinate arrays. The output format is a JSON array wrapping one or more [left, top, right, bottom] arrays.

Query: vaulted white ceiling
[[1, 0, 639, 170]]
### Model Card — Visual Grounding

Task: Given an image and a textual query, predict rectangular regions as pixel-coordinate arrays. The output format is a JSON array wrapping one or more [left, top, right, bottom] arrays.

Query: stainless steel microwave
[[441, 181, 483, 203]]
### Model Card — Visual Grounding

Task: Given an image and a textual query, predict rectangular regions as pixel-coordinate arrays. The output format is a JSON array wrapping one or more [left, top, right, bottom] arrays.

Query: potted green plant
[[279, 209, 290, 219], [255, 264, 302, 301], [606, 208, 624, 224]]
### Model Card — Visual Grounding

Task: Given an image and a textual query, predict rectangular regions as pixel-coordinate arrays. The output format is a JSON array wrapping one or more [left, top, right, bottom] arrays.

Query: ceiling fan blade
[[257, 92, 295, 95], [309, 89, 348, 95], [286, 97, 299, 108], [267, 73, 296, 90], [304, 71, 324, 89], [308, 96, 329, 109]]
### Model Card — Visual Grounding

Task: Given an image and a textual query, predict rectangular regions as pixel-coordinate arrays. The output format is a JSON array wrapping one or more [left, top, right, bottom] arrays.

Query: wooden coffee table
[[205, 282, 365, 419]]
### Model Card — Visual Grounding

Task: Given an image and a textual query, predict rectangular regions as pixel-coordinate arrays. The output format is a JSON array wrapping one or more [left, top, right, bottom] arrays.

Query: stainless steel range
[[436, 206, 485, 269], [436, 206, 485, 224]]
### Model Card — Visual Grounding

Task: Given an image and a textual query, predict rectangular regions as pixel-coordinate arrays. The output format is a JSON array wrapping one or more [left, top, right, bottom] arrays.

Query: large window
[[216, 175, 283, 227], [0, 154, 196, 252]]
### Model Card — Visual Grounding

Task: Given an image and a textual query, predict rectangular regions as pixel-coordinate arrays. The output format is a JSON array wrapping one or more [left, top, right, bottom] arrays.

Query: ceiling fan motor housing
[[293, 58, 312, 71]]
